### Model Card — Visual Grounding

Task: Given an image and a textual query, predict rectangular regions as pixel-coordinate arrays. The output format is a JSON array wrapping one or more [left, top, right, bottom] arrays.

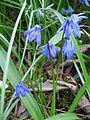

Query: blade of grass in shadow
[[3, 92, 17, 116], [0, 1, 20, 9], [57, 0, 62, 11], [3, 0, 21, 7], [0, 33, 30, 80], [73, 60, 90, 96], [83, 29, 90, 40], [3, 99, 19, 120], [49, 8, 64, 24], [73, 60, 85, 85], [68, 75, 90, 112], [68, 34, 90, 112], [82, 53, 90, 62], [19, 11, 33, 70], [70, 34, 89, 90]]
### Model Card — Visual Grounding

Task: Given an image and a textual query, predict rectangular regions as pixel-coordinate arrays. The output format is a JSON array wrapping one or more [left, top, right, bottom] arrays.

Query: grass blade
[[46, 113, 81, 120], [0, 0, 27, 119]]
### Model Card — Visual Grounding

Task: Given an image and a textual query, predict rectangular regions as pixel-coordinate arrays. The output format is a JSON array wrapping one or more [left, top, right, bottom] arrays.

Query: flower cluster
[[57, 13, 87, 38], [16, 10, 88, 98], [57, 13, 87, 60], [24, 13, 87, 61], [24, 25, 60, 60], [16, 25, 60, 98]]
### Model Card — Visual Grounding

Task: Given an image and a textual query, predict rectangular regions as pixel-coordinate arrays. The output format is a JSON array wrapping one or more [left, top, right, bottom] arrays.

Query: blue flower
[[16, 82, 29, 98], [57, 13, 87, 38], [62, 39, 77, 60], [42, 43, 60, 60], [70, 13, 88, 23], [57, 18, 81, 38], [80, 0, 90, 6], [61, 6, 74, 15], [24, 25, 41, 47]]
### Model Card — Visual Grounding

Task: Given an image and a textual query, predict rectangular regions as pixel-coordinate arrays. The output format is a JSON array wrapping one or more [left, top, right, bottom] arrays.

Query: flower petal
[[24, 25, 41, 47], [16, 83, 21, 98], [42, 43, 60, 60], [62, 39, 76, 60], [21, 83, 29, 93], [24, 26, 36, 35]]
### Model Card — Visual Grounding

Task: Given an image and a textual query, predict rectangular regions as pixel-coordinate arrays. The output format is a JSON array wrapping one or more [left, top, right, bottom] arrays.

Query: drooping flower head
[[62, 39, 77, 60], [42, 43, 60, 60], [70, 13, 88, 23], [16, 82, 29, 98], [57, 13, 87, 38], [57, 18, 81, 38], [24, 25, 41, 47], [80, 0, 90, 6]]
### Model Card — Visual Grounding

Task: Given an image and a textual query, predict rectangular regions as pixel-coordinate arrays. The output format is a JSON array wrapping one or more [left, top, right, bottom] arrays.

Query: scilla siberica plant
[[62, 38, 77, 60], [0, 1, 90, 120], [15, 12, 88, 97]]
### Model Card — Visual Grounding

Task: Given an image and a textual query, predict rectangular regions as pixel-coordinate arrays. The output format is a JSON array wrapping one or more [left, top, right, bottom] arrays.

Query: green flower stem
[[21, 54, 43, 82]]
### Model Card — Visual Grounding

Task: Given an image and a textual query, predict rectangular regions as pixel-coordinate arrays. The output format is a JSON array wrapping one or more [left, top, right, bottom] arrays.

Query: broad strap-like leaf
[[46, 113, 81, 120], [0, 46, 44, 120]]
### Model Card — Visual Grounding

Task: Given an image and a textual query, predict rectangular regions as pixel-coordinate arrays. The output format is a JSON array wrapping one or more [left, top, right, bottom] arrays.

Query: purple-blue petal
[[20, 86, 26, 97], [42, 43, 60, 60], [28, 31, 36, 42], [21, 83, 29, 93], [24, 25, 41, 47], [62, 39, 76, 60], [56, 20, 67, 34], [50, 46, 57, 58], [15, 82, 29, 98], [65, 21, 71, 38], [16, 84, 21, 98], [72, 23, 81, 38], [24, 26, 36, 35], [42, 45, 50, 60]]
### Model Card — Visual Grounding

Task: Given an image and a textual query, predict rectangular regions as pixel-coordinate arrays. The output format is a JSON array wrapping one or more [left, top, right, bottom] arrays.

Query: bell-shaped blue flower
[[24, 25, 41, 47], [57, 19, 81, 38], [16, 82, 29, 98], [80, 0, 90, 6], [57, 13, 87, 38], [42, 43, 60, 60], [62, 39, 77, 60]]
